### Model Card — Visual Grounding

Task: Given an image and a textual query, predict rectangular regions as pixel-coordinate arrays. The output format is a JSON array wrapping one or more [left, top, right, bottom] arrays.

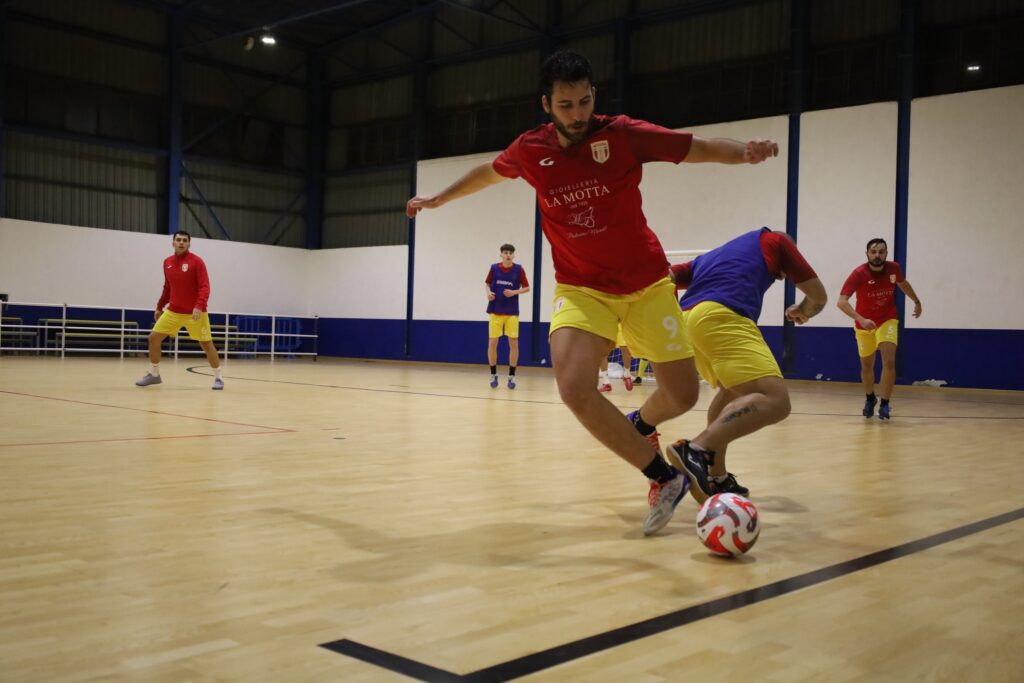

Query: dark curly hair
[[541, 49, 593, 100]]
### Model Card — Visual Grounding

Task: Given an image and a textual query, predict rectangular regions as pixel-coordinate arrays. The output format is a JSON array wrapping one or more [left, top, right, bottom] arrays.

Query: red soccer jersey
[[840, 261, 904, 329], [492, 114, 693, 294], [157, 252, 211, 314]]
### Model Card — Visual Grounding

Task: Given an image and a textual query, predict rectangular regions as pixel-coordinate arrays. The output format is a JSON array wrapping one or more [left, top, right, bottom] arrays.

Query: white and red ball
[[695, 493, 760, 557]]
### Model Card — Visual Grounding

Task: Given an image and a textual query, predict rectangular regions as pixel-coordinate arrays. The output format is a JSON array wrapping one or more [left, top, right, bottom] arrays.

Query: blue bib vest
[[679, 228, 776, 322], [487, 263, 522, 316]]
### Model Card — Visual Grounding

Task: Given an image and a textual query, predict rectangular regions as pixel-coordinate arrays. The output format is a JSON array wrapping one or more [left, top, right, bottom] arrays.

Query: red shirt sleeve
[[485, 269, 493, 284], [760, 232, 817, 282], [840, 268, 863, 298], [891, 261, 905, 283], [194, 257, 210, 311], [619, 117, 693, 164], [492, 138, 523, 179], [520, 269, 530, 287], [670, 262, 693, 289]]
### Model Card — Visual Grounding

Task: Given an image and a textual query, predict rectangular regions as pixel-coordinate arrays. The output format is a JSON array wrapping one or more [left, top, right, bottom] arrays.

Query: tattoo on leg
[[722, 405, 758, 424]]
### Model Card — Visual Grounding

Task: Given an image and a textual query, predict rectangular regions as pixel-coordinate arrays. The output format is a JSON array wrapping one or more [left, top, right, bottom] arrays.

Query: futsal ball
[[695, 493, 760, 557]]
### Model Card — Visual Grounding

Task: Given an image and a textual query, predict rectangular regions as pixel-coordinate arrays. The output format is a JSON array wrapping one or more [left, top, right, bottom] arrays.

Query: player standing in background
[[486, 243, 530, 389], [837, 238, 922, 419], [407, 49, 778, 535], [136, 230, 224, 390]]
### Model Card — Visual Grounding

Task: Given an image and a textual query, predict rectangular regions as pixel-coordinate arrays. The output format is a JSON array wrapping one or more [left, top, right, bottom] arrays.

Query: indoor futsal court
[[1, 356, 1022, 681], [3, 0, 1024, 681]]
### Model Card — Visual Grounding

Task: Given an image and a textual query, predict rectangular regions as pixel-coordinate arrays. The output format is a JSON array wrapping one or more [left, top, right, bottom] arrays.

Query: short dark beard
[[867, 258, 885, 270], [550, 114, 589, 145]]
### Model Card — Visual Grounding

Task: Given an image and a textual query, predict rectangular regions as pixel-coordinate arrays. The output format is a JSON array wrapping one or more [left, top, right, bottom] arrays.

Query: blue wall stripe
[[316, 319, 1021, 391]]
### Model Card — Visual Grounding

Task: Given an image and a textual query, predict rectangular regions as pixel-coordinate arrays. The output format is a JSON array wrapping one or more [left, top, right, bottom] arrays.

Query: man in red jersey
[[136, 231, 224, 390], [406, 50, 778, 535], [837, 238, 922, 419]]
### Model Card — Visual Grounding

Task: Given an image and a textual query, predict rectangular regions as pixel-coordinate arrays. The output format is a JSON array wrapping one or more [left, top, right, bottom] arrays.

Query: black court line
[[321, 507, 1024, 682], [185, 367, 1024, 420]]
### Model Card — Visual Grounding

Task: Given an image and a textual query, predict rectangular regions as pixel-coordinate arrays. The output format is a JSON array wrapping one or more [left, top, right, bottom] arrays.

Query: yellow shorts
[[683, 301, 781, 389], [550, 277, 693, 363], [615, 326, 626, 348], [855, 319, 899, 357], [153, 310, 213, 342], [488, 314, 519, 339]]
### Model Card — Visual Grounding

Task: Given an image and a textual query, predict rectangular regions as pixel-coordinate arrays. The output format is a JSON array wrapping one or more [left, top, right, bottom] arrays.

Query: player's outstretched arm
[[897, 280, 922, 318], [685, 136, 779, 165], [406, 161, 508, 218], [786, 277, 828, 324]]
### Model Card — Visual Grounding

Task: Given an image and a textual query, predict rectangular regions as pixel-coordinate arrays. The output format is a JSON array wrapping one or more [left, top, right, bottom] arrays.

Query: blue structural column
[[166, 10, 184, 234], [893, 0, 916, 374], [0, 4, 7, 217], [406, 64, 427, 358], [782, 0, 809, 373], [305, 52, 325, 249]]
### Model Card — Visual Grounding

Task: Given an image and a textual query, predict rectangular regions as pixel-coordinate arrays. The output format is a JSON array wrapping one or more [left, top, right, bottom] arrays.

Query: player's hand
[[503, 289, 515, 298], [487, 291, 496, 301], [153, 309, 161, 322], [406, 195, 443, 218], [192, 308, 201, 321], [913, 302, 922, 318], [744, 139, 778, 164], [860, 318, 877, 330], [785, 304, 808, 325]]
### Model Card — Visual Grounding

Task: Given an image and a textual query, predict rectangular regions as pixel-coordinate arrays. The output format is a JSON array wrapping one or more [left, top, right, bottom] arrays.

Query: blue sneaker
[[490, 375, 498, 389], [877, 402, 890, 420], [135, 373, 162, 387], [507, 377, 516, 390], [862, 395, 877, 418], [643, 472, 690, 535], [212, 378, 224, 390]]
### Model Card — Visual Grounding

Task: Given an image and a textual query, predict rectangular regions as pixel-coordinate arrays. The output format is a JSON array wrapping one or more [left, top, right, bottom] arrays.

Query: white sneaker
[[212, 378, 224, 390], [642, 473, 690, 536]]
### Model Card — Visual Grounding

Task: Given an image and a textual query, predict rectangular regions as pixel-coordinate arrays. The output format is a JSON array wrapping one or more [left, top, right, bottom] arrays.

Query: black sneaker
[[713, 472, 749, 496], [862, 395, 877, 418], [877, 402, 890, 420], [665, 439, 715, 505]]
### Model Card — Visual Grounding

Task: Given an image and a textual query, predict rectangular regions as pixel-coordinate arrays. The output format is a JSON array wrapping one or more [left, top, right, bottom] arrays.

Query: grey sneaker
[[135, 373, 162, 387], [212, 378, 224, 390], [642, 472, 690, 536]]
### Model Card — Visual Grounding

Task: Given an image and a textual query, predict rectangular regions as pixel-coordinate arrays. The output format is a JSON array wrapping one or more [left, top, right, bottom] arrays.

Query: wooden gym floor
[[1, 356, 1022, 682]]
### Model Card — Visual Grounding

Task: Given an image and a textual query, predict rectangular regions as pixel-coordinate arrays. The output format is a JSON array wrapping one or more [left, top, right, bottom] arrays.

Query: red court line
[[0, 429, 288, 448], [0, 389, 293, 432]]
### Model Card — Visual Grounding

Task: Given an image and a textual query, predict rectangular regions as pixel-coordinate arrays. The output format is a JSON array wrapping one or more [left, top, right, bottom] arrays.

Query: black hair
[[500, 244, 515, 253], [541, 49, 593, 100], [174, 230, 192, 241], [866, 238, 887, 251]]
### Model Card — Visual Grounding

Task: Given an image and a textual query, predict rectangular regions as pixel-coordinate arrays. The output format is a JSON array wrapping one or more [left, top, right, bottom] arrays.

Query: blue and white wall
[[2, 85, 1023, 389]]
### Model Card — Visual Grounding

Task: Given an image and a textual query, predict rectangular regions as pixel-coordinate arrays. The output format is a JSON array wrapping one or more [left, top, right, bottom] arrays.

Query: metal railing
[[0, 301, 318, 359]]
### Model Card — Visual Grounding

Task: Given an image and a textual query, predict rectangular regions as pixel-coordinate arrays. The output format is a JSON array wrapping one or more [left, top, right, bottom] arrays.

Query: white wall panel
[[0, 219, 310, 316], [798, 102, 899, 328], [642, 115, 790, 325], [908, 85, 1024, 329], [412, 153, 537, 322], [307, 246, 408, 318]]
